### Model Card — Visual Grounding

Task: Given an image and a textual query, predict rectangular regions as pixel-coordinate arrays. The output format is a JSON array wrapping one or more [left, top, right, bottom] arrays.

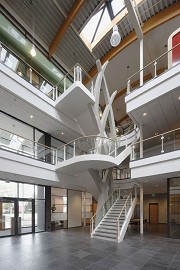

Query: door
[[0, 198, 35, 236], [149, 203, 158, 224], [0, 199, 15, 237], [17, 199, 35, 235]]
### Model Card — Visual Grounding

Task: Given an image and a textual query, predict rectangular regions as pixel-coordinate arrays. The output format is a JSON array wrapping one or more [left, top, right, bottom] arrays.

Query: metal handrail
[[132, 127, 180, 146], [57, 135, 116, 150], [55, 62, 93, 87], [0, 127, 56, 151], [90, 187, 120, 233], [0, 42, 55, 89], [57, 127, 138, 152], [116, 184, 138, 239], [55, 65, 74, 87], [116, 189, 132, 222], [116, 126, 138, 141], [127, 43, 180, 81]]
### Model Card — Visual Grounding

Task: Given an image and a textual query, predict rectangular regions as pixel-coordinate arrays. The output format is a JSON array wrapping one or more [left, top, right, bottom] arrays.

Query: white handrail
[[127, 43, 180, 93], [116, 184, 138, 239], [131, 127, 180, 160], [90, 188, 120, 234]]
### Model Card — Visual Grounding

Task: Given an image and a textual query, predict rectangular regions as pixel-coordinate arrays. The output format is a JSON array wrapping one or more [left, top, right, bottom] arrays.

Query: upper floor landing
[[125, 30, 180, 139], [0, 43, 99, 140]]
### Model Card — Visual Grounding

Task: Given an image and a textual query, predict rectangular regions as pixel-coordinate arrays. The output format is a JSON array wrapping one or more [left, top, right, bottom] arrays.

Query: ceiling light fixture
[[143, 112, 147, 116], [61, 132, 64, 135], [178, 96, 180, 100], [30, 115, 34, 119], [30, 44, 36, 57], [110, 25, 121, 47]]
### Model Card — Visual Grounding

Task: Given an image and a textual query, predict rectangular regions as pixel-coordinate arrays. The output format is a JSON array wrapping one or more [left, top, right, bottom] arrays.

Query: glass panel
[[19, 183, 34, 199], [51, 188, 67, 196], [169, 178, 180, 238], [80, 8, 103, 43], [0, 201, 15, 237], [0, 112, 33, 141], [1, 45, 55, 100], [35, 200, 45, 232], [51, 197, 66, 205], [35, 130, 46, 161], [51, 204, 67, 213], [94, 7, 111, 40], [111, 0, 125, 16], [0, 181, 18, 197], [18, 200, 32, 234]]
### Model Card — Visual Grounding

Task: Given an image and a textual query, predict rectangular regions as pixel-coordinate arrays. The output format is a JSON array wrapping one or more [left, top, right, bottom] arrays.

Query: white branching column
[[89, 60, 118, 216]]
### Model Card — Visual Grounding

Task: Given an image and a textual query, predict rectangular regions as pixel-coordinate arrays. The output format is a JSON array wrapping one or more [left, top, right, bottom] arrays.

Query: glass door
[[18, 199, 34, 235], [0, 199, 15, 237]]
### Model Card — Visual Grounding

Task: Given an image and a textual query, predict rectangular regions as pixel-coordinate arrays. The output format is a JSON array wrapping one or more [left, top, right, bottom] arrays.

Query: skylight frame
[[79, 0, 143, 51], [79, 0, 126, 51]]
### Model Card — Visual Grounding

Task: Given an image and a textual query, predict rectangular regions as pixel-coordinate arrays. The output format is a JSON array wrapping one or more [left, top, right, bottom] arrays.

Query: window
[[80, 0, 126, 50]]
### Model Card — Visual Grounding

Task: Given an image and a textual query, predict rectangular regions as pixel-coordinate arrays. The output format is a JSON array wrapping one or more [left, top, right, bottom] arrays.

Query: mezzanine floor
[[0, 225, 180, 270]]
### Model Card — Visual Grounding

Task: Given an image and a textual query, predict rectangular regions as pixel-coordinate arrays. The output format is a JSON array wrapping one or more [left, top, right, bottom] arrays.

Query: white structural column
[[140, 184, 144, 234], [140, 39, 144, 86], [140, 125, 143, 158], [83, 192, 86, 227], [124, 0, 143, 86]]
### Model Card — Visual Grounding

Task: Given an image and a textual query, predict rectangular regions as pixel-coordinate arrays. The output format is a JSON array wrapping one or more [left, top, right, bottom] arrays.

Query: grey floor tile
[[84, 264, 109, 270], [148, 256, 173, 267], [140, 262, 168, 270], [169, 262, 180, 270], [83, 254, 104, 262], [0, 226, 179, 270], [111, 261, 139, 270], [73, 250, 92, 259], [123, 256, 147, 268], [107, 253, 128, 262], [72, 258, 95, 269], [97, 257, 120, 268]]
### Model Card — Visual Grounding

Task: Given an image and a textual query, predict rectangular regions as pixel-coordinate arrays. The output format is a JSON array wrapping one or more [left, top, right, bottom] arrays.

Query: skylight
[[80, 0, 126, 50]]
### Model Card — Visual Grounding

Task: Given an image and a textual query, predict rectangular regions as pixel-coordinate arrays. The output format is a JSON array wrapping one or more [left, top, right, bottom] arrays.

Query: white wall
[[68, 190, 82, 228], [131, 150, 180, 178], [143, 193, 167, 223]]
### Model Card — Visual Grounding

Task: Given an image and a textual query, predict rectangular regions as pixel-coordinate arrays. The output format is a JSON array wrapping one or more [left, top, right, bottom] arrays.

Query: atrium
[[0, 0, 180, 269]]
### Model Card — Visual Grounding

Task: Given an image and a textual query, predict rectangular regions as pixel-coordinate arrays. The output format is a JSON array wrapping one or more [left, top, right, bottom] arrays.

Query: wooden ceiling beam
[[85, 2, 180, 81], [117, 115, 129, 125], [49, 0, 85, 57]]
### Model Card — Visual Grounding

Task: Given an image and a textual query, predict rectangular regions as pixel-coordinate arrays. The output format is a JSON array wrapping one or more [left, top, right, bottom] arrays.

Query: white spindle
[[63, 145, 66, 161], [127, 79, 131, 94], [56, 149, 58, 164], [154, 61, 157, 77], [64, 77, 67, 92], [0, 43, 2, 62], [73, 141, 76, 157], [161, 135, 164, 153], [29, 68, 32, 83]]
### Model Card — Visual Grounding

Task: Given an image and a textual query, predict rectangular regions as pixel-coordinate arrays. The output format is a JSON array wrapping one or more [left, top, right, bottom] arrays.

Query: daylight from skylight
[[80, 0, 125, 47]]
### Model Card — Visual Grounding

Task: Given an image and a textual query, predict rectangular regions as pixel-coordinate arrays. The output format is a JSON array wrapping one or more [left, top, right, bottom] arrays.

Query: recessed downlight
[[61, 132, 64, 135], [30, 115, 34, 119], [143, 112, 147, 116], [178, 96, 180, 100]]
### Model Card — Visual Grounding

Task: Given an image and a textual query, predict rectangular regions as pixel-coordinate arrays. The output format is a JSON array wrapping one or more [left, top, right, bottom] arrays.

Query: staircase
[[91, 186, 138, 242]]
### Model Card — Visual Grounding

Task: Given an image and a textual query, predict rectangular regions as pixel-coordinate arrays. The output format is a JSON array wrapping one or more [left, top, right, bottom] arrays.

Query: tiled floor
[[0, 226, 180, 270]]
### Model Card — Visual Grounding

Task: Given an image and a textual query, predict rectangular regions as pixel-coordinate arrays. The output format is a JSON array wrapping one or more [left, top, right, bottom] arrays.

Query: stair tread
[[93, 232, 116, 239]]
